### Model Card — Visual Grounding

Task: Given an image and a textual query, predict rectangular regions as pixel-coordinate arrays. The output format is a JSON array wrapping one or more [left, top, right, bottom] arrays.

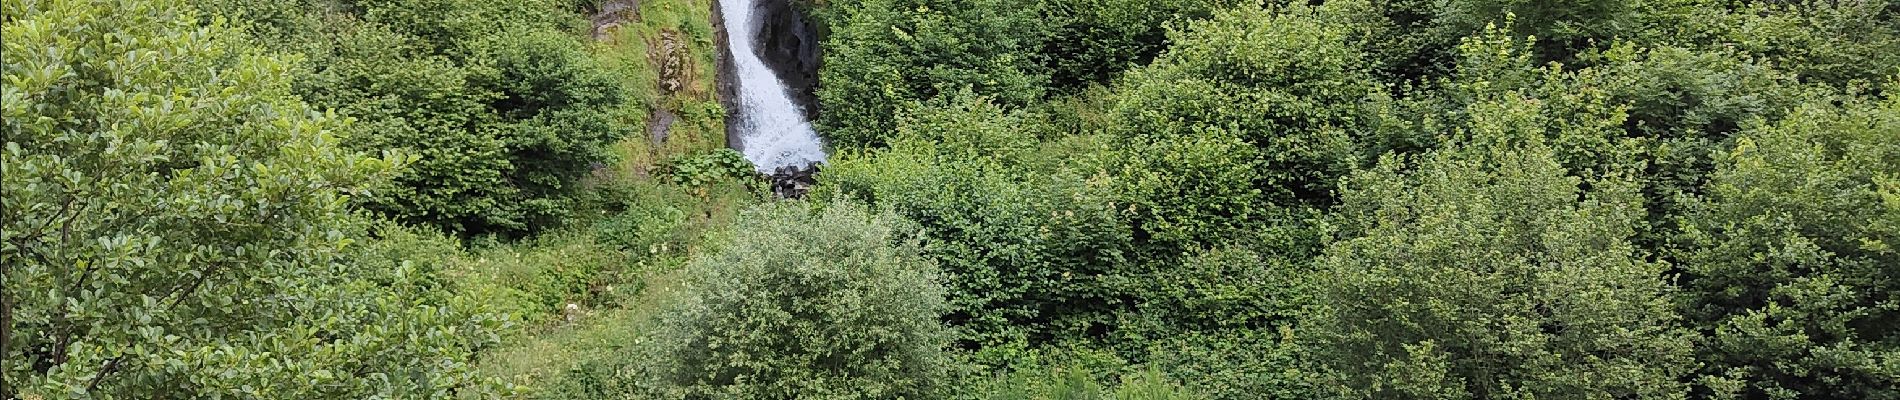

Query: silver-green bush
[[636, 201, 953, 399]]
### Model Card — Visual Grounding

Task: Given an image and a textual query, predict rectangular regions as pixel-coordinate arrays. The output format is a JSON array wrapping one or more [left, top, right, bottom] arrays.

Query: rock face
[[752, 0, 821, 119], [589, 0, 641, 40]]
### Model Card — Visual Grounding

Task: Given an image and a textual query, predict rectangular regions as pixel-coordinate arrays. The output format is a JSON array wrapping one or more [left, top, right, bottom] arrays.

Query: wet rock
[[753, 0, 821, 118], [648, 108, 679, 145], [768, 163, 820, 199], [589, 0, 641, 40]]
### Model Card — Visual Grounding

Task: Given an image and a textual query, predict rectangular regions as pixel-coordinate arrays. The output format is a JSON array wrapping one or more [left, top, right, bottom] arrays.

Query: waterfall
[[719, 0, 827, 171]]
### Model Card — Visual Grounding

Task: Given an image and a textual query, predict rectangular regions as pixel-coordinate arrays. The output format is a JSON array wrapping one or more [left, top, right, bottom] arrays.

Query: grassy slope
[[463, 0, 742, 394], [593, 0, 726, 174]]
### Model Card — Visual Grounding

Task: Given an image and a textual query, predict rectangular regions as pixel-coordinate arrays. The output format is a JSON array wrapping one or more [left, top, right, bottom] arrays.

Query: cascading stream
[[719, 0, 827, 171]]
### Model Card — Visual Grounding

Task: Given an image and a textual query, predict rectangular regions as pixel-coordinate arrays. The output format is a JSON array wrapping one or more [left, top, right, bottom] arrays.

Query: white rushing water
[[719, 0, 827, 171]]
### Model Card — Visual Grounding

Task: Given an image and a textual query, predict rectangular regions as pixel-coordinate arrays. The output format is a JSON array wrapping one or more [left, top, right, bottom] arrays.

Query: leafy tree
[[1395, 28, 1821, 251], [634, 202, 952, 399], [1109, 2, 1373, 254], [343, 0, 578, 58], [1036, 0, 1247, 89], [1311, 96, 1696, 399], [1346, 0, 1636, 81], [811, 0, 1050, 147], [1675, 93, 1900, 399], [1, 0, 503, 397], [1579, 44, 1816, 249], [820, 96, 1136, 347], [203, 0, 629, 236], [1722, 0, 1900, 90]]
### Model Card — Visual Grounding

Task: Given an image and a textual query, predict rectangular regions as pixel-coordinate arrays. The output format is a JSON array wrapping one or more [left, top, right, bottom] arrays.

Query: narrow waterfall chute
[[719, 0, 827, 171]]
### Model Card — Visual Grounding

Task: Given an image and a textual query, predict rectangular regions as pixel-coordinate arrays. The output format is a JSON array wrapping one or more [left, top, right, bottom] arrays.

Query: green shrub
[[1346, 0, 1635, 76], [1405, 30, 1822, 249], [657, 148, 756, 187], [819, 97, 1139, 347], [974, 357, 1202, 400], [633, 201, 953, 399], [202, 0, 630, 236], [0, 0, 505, 396], [1141, 330, 1321, 400], [451, 232, 630, 323], [1105, 245, 1318, 348], [811, 0, 1051, 147], [590, 201, 688, 254], [1723, 0, 1900, 90], [1108, 2, 1372, 254], [1675, 93, 1900, 399], [825, 95, 1327, 356], [1036, 0, 1246, 89], [1310, 95, 1696, 399]]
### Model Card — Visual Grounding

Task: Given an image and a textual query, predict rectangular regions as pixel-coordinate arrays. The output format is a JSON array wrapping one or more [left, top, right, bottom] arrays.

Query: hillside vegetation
[[3, 0, 1896, 399]]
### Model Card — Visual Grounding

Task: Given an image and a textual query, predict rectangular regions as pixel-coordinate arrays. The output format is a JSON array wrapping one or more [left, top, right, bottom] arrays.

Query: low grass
[[474, 267, 688, 395], [464, 1, 757, 396]]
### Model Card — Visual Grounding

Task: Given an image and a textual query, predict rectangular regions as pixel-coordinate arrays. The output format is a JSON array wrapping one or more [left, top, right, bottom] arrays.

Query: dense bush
[[634, 202, 953, 398], [977, 364, 1202, 400], [0, 0, 504, 396], [1723, 0, 1900, 90], [822, 7, 1370, 355], [820, 96, 1137, 347], [203, 0, 630, 236], [1105, 245, 1319, 350], [1036, 0, 1246, 89], [1675, 93, 1900, 399], [1140, 330, 1321, 399], [805, 1, 1898, 399], [811, 0, 1051, 147], [1109, 3, 1373, 255], [1383, 28, 1820, 249], [1347, 0, 1636, 79], [1311, 96, 1696, 398]]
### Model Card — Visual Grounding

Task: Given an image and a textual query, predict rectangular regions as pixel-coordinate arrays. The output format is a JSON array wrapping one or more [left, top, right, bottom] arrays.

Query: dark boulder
[[768, 163, 820, 199]]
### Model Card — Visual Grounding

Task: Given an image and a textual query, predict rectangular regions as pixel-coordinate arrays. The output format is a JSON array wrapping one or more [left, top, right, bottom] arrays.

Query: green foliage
[[466, 178, 761, 397], [1140, 330, 1321, 400], [811, 0, 1051, 147], [1347, 0, 1640, 81], [1447, 0, 1634, 61], [589, 197, 689, 254], [1675, 93, 1900, 399], [1722, 0, 1900, 90], [205, 0, 631, 236], [977, 364, 1202, 400], [344, 0, 578, 56], [1109, 3, 1372, 254], [633, 201, 953, 399], [1311, 96, 1697, 399], [1036, 0, 1245, 89], [0, 0, 504, 396], [1105, 244, 1320, 351], [820, 97, 1137, 347], [451, 232, 631, 323], [657, 148, 756, 187], [15, 0, 1896, 397]]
